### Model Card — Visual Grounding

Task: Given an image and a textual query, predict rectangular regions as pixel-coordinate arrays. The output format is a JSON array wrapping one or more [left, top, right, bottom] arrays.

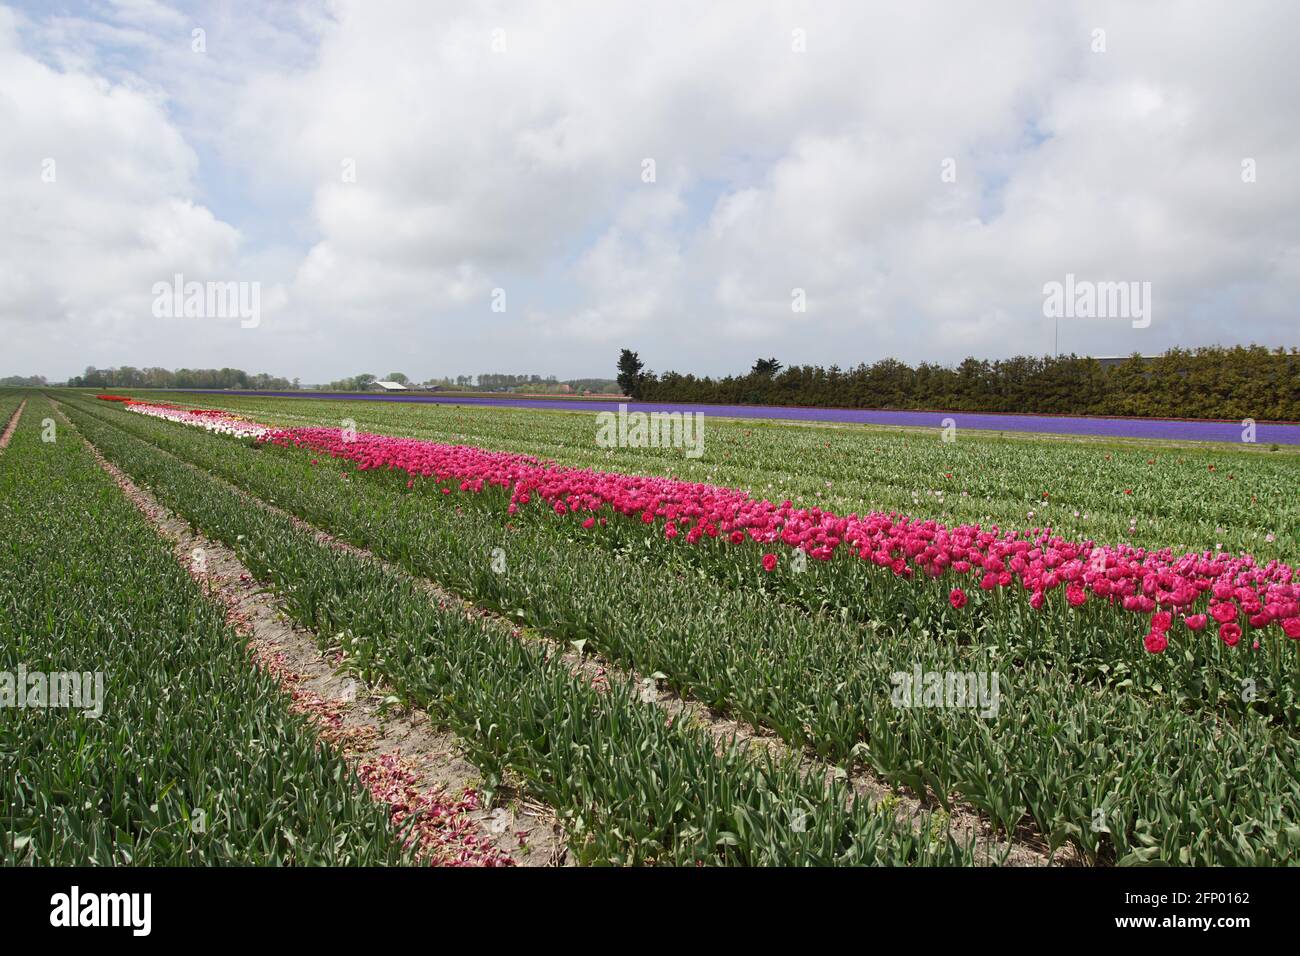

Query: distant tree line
[[618, 346, 1300, 421], [319, 372, 621, 393], [567, 378, 621, 394], [325, 373, 379, 391], [0, 375, 47, 387], [396, 373, 562, 389], [425, 374, 618, 393], [477, 373, 557, 389], [67, 366, 297, 390]]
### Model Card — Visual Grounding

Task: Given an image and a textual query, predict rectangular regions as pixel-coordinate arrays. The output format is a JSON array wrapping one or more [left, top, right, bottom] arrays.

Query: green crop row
[[0, 398, 411, 865], [59, 397, 969, 866], [62, 395, 1300, 865], [0, 391, 25, 434]]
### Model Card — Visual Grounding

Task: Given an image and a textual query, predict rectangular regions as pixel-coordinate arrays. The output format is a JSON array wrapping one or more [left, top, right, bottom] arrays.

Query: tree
[[66, 365, 290, 390], [751, 357, 783, 378], [386, 372, 409, 385], [616, 349, 645, 399], [325, 373, 376, 391]]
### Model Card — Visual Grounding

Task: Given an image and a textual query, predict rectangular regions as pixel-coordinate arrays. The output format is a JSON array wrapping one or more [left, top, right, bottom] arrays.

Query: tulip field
[[1, 395, 410, 864], [3, 387, 1298, 866]]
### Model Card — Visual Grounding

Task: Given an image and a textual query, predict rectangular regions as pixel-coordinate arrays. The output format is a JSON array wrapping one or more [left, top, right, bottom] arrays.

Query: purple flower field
[[180, 390, 1300, 445]]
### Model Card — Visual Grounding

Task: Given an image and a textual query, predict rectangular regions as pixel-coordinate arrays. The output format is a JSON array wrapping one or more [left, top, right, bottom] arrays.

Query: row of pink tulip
[[265, 425, 1300, 651], [107, 398, 1300, 651]]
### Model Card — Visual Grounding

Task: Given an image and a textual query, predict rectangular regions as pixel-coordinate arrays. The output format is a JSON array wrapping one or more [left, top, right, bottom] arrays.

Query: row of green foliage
[[0, 393, 24, 431]]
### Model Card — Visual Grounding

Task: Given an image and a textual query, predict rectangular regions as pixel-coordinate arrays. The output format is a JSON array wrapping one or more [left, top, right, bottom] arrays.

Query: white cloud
[[2, 0, 1299, 381], [0, 6, 244, 358]]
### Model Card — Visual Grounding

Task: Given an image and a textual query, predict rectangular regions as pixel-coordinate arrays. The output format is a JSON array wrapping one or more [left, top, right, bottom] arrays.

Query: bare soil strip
[[63, 403, 1082, 866], [57, 407, 566, 867], [0, 399, 27, 451]]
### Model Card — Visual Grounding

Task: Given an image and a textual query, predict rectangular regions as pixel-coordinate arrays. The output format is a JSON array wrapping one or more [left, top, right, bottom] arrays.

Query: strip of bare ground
[[59, 401, 1087, 867], [0, 399, 27, 451], [54, 405, 566, 867]]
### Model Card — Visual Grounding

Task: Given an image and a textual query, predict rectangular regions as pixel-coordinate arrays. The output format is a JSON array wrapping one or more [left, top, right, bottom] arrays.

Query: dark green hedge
[[640, 346, 1300, 421]]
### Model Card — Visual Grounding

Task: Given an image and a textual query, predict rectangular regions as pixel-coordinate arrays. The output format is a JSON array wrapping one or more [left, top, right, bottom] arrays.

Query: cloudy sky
[[2, 0, 1297, 383]]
